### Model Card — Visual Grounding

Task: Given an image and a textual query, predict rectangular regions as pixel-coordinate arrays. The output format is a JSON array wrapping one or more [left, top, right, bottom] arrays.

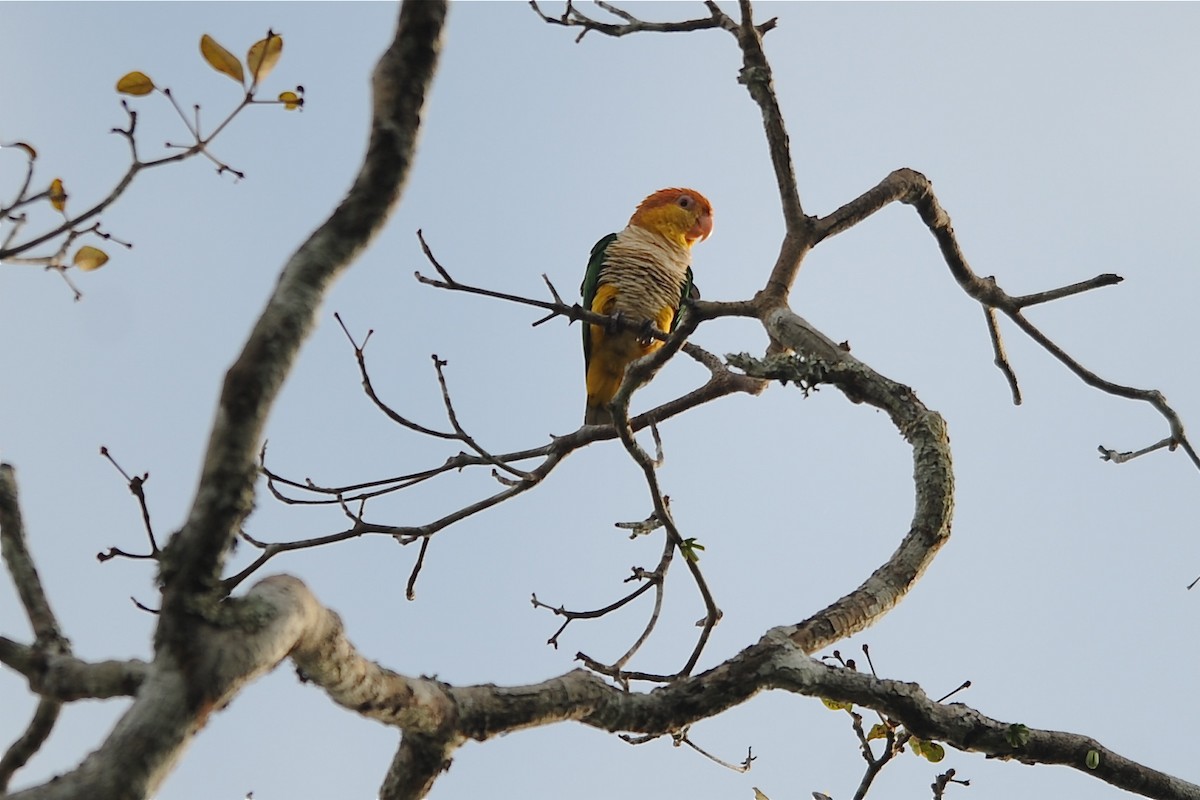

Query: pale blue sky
[[2, 3, 1199, 800]]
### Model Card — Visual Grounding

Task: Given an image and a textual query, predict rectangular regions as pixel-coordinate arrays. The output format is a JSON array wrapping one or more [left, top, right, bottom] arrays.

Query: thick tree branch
[[6, 576, 332, 800], [379, 733, 456, 800], [5, 5, 448, 799], [277, 578, 1198, 800]]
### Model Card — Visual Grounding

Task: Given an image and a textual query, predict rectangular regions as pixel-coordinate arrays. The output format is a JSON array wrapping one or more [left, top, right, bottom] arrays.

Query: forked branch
[[528, 0, 736, 43], [813, 167, 1198, 472]]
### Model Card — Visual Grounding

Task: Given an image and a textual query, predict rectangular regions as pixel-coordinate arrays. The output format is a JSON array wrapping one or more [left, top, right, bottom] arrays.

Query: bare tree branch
[[813, 167, 1198, 473], [983, 304, 1022, 405], [732, 0, 806, 234], [0, 699, 60, 792], [282, 582, 1200, 800], [379, 733, 455, 800], [528, 0, 731, 42], [0, 465, 66, 648], [98, 447, 161, 557], [0, 638, 147, 701]]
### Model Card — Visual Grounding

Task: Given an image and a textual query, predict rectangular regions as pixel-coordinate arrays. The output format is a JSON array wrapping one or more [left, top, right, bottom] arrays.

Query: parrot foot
[[636, 318, 661, 346]]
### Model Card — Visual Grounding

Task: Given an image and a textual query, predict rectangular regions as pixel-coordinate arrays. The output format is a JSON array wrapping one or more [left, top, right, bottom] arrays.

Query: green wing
[[581, 233, 616, 373], [671, 267, 700, 333]]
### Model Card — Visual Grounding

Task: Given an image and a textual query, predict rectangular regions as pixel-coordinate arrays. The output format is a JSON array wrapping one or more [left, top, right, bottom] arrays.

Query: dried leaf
[[200, 34, 244, 84], [866, 723, 888, 742], [73, 246, 109, 272], [116, 71, 155, 96], [277, 90, 302, 111], [247, 32, 283, 83], [49, 178, 67, 212]]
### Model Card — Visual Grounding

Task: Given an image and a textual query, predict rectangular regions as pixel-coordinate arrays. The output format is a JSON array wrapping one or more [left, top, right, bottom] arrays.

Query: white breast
[[599, 226, 692, 319]]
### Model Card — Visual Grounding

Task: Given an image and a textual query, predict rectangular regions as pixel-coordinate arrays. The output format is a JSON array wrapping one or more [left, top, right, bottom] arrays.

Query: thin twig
[[1, 44, 284, 265], [406, 537, 430, 600], [674, 729, 755, 773], [532, 557, 662, 652], [982, 304, 1021, 405], [335, 312, 457, 440], [529, 0, 728, 42], [431, 355, 531, 480], [814, 167, 1198, 475], [99, 446, 160, 555]]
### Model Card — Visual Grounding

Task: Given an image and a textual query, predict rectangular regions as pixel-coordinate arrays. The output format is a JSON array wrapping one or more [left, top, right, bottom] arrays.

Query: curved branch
[[729, 308, 954, 654]]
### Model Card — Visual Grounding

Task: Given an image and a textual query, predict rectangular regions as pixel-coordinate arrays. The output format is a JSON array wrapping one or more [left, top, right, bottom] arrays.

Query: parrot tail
[[584, 404, 613, 426]]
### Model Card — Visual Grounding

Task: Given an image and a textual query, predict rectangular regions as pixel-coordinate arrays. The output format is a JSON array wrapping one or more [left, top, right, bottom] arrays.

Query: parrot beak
[[689, 212, 714, 244]]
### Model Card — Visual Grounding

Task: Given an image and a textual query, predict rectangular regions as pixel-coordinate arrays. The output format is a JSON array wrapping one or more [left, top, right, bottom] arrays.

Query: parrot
[[581, 187, 714, 425]]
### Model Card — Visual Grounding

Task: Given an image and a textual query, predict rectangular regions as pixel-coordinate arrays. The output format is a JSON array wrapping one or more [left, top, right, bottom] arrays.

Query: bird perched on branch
[[581, 188, 713, 425]]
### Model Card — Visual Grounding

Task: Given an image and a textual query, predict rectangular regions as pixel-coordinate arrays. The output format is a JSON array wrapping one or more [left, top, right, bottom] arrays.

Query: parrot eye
[[677, 195, 693, 209]]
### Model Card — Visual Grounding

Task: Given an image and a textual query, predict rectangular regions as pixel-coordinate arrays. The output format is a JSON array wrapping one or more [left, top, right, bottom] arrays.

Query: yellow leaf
[[820, 697, 853, 712], [4, 141, 38, 159], [247, 32, 283, 83], [200, 34, 244, 84], [752, 789, 770, 800], [909, 737, 946, 763], [73, 246, 109, 272], [277, 90, 302, 111], [49, 178, 67, 212], [866, 723, 888, 742], [116, 71, 155, 96]]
